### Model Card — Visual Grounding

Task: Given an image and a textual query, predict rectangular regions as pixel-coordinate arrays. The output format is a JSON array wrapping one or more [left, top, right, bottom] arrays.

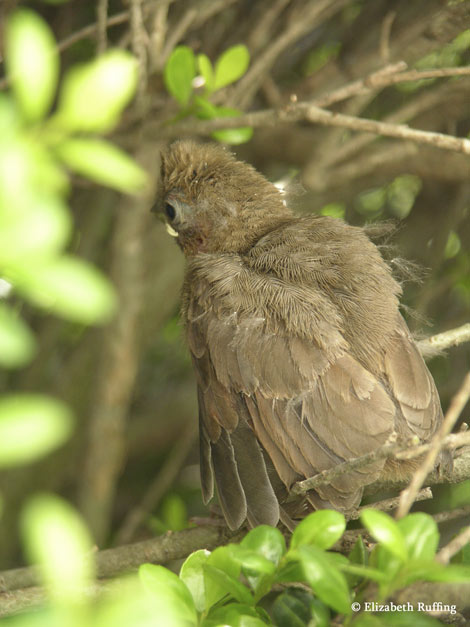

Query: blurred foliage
[[0, 7, 145, 469]]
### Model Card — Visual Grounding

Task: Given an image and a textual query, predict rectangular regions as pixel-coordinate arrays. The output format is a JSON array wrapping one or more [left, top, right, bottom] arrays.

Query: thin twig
[[160, 7, 198, 66], [436, 526, 470, 565], [149, 0, 171, 71], [291, 431, 470, 494], [96, 0, 109, 54], [418, 323, 470, 353], [130, 0, 148, 108], [291, 436, 402, 496], [347, 488, 433, 521], [232, 0, 350, 109], [313, 61, 408, 108], [396, 372, 470, 519], [312, 64, 470, 109], [380, 11, 396, 62], [115, 422, 197, 545], [153, 100, 470, 156], [292, 430, 470, 496], [0, 525, 242, 599]]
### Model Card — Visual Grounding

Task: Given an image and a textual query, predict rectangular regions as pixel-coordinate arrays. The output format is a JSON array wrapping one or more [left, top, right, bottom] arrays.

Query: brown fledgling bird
[[154, 140, 445, 530]]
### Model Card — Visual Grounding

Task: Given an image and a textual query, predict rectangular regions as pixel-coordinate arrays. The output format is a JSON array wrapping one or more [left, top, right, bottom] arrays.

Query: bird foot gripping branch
[[152, 140, 447, 531]]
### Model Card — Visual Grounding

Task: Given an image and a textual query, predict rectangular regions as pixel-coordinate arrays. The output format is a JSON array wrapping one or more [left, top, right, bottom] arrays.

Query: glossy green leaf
[[22, 493, 94, 602], [214, 44, 250, 90], [291, 510, 346, 550], [204, 564, 254, 606], [353, 614, 441, 627], [230, 546, 276, 576], [16, 256, 117, 324], [360, 510, 408, 562], [197, 54, 215, 93], [0, 394, 72, 467], [164, 46, 196, 106], [5, 9, 58, 121], [397, 513, 438, 561], [139, 564, 198, 627], [206, 603, 267, 627], [296, 545, 351, 615], [272, 588, 316, 627], [0, 304, 36, 368], [241, 525, 286, 565], [204, 545, 241, 610], [56, 50, 138, 132], [401, 560, 470, 585], [180, 549, 210, 613], [56, 138, 147, 194]]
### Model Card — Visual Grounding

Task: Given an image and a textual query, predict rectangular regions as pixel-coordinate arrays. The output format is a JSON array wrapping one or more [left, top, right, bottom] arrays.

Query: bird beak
[[165, 223, 178, 237]]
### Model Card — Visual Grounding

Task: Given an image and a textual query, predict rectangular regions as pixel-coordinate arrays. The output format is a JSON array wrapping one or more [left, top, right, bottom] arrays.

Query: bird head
[[153, 140, 292, 256]]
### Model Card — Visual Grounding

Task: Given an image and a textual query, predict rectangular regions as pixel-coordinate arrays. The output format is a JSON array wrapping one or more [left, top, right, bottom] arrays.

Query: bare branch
[[312, 64, 470, 109], [130, 0, 148, 108], [436, 525, 470, 565], [396, 372, 470, 519], [418, 323, 470, 353], [96, 0, 109, 54], [153, 100, 470, 157], [292, 430, 470, 496], [231, 0, 351, 109], [115, 422, 197, 545]]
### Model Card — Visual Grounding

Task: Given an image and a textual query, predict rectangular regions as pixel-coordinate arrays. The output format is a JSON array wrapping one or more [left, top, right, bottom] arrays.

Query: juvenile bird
[[154, 140, 444, 530]]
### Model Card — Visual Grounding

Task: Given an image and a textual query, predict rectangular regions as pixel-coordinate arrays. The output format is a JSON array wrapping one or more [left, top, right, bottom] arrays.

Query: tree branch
[[396, 372, 470, 519], [152, 100, 470, 156], [418, 323, 470, 353]]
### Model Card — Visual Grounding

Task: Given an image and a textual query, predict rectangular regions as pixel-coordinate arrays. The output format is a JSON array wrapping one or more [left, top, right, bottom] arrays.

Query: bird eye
[[165, 202, 176, 221]]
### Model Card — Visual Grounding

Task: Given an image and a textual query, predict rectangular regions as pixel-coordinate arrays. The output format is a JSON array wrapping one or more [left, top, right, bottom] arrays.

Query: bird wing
[[185, 253, 398, 528]]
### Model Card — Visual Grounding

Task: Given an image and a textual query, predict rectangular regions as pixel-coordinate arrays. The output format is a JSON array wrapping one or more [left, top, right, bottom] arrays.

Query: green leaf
[[56, 50, 138, 132], [272, 588, 316, 627], [22, 493, 94, 603], [214, 44, 250, 90], [0, 394, 72, 467], [206, 604, 267, 627], [401, 560, 470, 585], [204, 545, 242, 610], [296, 545, 351, 615], [56, 138, 147, 194], [0, 304, 36, 368], [5, 9, 58, 121], [360, 510, 408, 562], [180, 549, 210, 613], [241, 525, 286, 566], [204, 564, 254, 606], [291, 510, 346, 550], [139, 564, 198, 627], [197, 104, 253, 144], [397, 513, 438, 561], [164, 46, 196, 106], [197, 54, 215, 93], [230, 546, 276, 576], [16, 256, 117, 324]]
